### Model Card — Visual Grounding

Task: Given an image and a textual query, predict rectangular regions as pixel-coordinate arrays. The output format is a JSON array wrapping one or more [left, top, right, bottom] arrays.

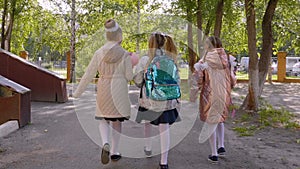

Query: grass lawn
[[180, 69, 280, 80], [51, 68, 67, 78], [236, 71, 278, 80], [179, 68, 189, 79], [286, 76, 300, 79], [180, 79, 189, 101], [50, 66, 300, 81], [237, 71, 300, 80], [53, 67, 190, 80]]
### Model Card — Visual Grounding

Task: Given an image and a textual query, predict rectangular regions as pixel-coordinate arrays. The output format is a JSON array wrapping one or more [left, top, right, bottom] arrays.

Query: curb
[[0, 121, 19, 138]]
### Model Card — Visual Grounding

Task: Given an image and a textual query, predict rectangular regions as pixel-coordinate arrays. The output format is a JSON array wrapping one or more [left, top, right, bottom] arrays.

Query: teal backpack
[[145, 51, 181, 101]]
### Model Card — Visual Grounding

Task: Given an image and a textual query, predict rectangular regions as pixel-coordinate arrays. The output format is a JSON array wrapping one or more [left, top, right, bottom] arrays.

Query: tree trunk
[[187, 8, 195, 73], [214, 0, 224, 38], [267, 61, 273, 84], [5, 22, 13, 51], [2, 0, 17, 51], [69, 0, 76, 83], [258, 0, 279, 96], [136, 0, 140, 54], [204, 18, 212, 36], [5, 0, 17, 52], [242, 0, 259, 111], [197, 0, 204, 59], [1, 0, 8, 49]]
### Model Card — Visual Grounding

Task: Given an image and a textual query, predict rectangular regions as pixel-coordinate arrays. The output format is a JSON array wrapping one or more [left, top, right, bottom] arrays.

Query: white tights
[[159, 123, 170, 165], [209, 123, 225, 156], [144, 122, 170, 165], [99, 120, 122, 155], [144, 122, 152, 151], [217, 122, 225, 148]]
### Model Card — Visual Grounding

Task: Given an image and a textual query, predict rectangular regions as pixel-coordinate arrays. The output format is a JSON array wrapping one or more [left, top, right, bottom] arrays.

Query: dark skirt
[[136, 107, 181, 126], [95, 116, 129, 122]]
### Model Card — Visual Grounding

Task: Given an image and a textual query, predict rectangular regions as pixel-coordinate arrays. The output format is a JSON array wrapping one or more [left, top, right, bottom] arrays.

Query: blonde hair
[[165, 34, 178, 63], [145, 32, 178, 69], [145, 32, 166, 69], [205, 36, 223, 50], [104, 19, 122, 42]]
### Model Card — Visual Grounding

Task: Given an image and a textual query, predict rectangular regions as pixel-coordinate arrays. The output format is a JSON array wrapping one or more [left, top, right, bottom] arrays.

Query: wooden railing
[[0, 49, 68, 102], [0, 75, 31, 127]]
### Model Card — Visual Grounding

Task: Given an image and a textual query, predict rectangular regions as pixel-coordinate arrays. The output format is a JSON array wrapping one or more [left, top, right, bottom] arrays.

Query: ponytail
[[165, 35, 178, 63]]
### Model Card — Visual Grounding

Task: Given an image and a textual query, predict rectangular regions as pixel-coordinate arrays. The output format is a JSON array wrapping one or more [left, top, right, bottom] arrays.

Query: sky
[[37, 0, 172, 14], [38, 0, 71, 13]]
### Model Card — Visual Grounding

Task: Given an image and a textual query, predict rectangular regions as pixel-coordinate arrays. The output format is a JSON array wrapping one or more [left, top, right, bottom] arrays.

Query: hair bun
[[104, 19, 116, 29], [104, 19, 122, 41]]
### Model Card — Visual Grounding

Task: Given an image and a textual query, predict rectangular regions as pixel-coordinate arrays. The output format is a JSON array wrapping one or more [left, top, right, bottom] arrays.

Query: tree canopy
[[1, 0, 299, 62], [1, 0, 300, 111]]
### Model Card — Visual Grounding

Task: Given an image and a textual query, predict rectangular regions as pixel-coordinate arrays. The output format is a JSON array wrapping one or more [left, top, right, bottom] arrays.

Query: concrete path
[[0, 84, 298, 169]]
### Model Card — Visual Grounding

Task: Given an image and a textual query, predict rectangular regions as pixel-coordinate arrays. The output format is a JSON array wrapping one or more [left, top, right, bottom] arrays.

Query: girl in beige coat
[[73, 19, 134, 165]]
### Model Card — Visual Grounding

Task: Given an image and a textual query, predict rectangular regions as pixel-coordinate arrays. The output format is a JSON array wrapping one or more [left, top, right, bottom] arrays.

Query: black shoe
[[101, 143, 110, 165], [158, 164, 168, 169], [144, 147, 152, 157], [217, 147, 226, 156], [208, 155, 218, 163], [111, 154, 122, 161]]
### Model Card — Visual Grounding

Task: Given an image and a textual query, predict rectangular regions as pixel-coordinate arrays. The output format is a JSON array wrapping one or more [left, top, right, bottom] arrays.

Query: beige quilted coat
[[73, 41, 133, 118], [190, 48, 231, 124]]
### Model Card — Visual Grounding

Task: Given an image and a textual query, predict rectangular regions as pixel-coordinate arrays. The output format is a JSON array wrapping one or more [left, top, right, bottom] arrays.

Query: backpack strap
[[140, 79, 145, 98], [227, 53, 232, 70]]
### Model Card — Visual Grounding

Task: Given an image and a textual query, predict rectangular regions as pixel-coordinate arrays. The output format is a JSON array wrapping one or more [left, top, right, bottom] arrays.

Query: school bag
[[145, 51, 181, 101]]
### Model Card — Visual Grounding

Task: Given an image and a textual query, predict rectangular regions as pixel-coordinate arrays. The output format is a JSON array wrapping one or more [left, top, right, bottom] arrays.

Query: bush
[[41, 62, 52, 69]]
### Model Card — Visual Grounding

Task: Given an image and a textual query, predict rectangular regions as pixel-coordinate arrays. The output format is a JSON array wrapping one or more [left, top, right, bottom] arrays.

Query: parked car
[[239, 56, 300, 75], [53, 61, 67, 69], [292, 62, 300, 76], [179, 61, 189, 68], [238, 57, 249, 72], [286, 57, 300, 72]]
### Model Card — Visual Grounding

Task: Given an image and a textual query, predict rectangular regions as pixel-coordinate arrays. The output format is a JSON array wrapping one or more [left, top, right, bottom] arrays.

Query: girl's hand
[[129, 52, 139, 67], [194, 62, 201, 71]]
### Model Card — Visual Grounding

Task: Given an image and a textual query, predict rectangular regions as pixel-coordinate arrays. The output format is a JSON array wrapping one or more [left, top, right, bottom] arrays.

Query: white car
[[239, 57, 249, 72], [286, 57, 300, 72], [292, 62, 300, 76]]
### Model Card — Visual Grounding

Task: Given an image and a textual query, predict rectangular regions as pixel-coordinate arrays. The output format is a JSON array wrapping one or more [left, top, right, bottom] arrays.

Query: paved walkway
[[0, 84, 299, 169]]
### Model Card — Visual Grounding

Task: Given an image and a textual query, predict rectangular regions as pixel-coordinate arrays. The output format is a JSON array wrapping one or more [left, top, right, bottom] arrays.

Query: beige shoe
[[101, 143, 110, 164]]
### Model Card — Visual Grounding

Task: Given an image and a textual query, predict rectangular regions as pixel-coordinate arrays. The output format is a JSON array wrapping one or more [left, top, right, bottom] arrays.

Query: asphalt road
[[0, 85, 263, 169]]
